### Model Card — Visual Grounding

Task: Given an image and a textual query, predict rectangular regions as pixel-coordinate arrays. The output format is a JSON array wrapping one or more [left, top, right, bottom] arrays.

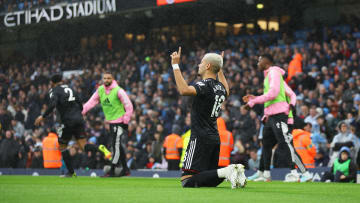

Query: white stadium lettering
[[3, 0, 117, 27]]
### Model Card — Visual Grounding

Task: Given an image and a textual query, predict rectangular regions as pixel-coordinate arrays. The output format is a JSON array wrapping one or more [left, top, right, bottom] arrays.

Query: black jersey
[[43, 84, 84, 126], [190, 78, 227, 144]]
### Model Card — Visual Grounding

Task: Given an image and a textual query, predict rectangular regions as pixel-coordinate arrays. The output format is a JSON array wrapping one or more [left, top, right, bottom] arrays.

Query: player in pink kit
[[82, 72, 133, 177], [244, 54, 313, 182]]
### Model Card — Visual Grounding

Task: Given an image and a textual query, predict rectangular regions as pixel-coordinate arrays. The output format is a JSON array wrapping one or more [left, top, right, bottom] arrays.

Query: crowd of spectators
[[1, 17, 360, 171]]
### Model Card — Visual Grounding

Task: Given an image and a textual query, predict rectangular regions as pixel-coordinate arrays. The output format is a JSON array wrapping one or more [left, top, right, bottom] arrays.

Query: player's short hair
[[261, 54, 274, 63], [50, 73, 62, 83], [203, 53, 223, 74]]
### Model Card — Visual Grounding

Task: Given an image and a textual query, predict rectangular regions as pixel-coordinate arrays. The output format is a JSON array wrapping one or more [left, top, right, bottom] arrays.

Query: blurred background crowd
[[1, 14, 360, 171]]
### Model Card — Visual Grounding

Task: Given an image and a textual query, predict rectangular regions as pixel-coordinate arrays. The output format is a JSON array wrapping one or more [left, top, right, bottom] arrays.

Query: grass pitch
[[0, 176, 359, 203]]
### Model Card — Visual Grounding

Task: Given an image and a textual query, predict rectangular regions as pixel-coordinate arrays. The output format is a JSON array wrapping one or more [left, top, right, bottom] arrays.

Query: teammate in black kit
[[35, 73, 93, 177], [170, 47, 246, 189]]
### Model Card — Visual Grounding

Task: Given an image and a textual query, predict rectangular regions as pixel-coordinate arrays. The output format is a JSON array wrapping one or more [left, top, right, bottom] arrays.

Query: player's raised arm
[[171, 47, 197, 96], [218, 51, 229, 97]]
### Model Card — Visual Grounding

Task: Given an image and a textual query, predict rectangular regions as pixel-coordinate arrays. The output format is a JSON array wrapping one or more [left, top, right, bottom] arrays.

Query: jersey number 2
[[211, 95, 225, 117], [64, 88, 75, 101]]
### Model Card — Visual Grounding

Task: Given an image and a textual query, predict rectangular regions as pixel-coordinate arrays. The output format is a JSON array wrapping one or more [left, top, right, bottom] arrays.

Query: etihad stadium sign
[[3, 0, 116, 27]]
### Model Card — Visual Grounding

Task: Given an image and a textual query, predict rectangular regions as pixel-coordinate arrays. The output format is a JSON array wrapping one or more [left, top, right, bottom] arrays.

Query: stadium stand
[[1, 15, 360, 171]]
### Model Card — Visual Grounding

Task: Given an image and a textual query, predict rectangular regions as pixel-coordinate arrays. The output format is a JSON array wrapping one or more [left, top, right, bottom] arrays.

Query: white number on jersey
[[64, 87, 75, 101], [211, 95, 225, 117]]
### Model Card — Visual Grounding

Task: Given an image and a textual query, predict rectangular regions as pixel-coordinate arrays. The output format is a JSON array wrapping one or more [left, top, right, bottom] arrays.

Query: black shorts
[[181, 137, 220, 176], [57, 123, 86, 145]]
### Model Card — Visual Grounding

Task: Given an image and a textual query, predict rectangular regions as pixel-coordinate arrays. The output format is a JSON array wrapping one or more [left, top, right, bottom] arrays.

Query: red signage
[[157, 0, 196, 6]]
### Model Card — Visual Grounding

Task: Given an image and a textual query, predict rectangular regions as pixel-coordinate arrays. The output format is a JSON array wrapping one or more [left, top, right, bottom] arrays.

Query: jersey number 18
[[211, 95, 225, 117]]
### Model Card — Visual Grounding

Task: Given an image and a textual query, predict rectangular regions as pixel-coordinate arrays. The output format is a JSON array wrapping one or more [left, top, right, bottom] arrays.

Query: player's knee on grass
[[181, 178, 222, 188], [181, 173, 197, 188], [181, 171, 222, 188], [181, 177, 197, 188], [205, 178, 224, 187]]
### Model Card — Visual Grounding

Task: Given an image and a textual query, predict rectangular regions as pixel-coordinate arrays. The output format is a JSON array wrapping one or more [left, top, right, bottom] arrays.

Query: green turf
[[0, 176, 359, 203]]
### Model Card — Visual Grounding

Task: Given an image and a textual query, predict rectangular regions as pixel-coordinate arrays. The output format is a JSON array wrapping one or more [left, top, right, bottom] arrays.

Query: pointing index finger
[[178, 47, 181, 56]]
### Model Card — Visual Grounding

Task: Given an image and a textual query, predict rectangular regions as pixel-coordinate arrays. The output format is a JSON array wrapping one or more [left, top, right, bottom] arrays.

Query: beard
[[104, 82, 111, 87]]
